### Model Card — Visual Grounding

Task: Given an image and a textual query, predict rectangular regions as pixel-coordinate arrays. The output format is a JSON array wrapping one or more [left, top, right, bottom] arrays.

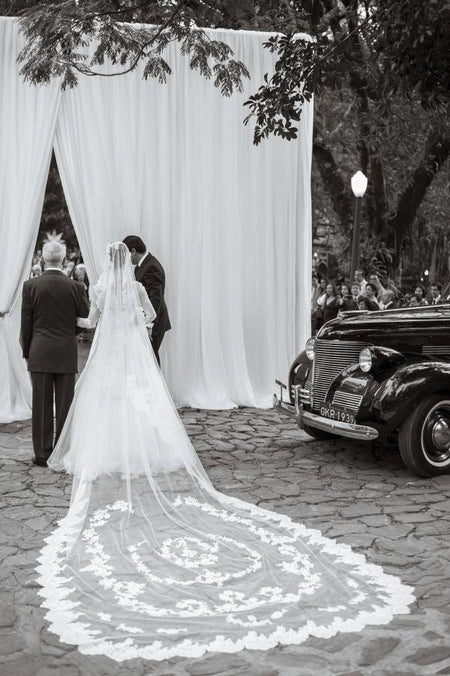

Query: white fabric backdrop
[[54, 27, 313, 408], [0, 19, 312, 417], [0, 18, 61, 422]]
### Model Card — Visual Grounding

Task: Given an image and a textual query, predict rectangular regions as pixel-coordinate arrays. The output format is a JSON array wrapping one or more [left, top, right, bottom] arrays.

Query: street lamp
[[350, 170, 368, 283]]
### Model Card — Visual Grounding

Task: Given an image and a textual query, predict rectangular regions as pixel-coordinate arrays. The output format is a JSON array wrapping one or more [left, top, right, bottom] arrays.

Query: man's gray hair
[[42, 241, 66, 264]]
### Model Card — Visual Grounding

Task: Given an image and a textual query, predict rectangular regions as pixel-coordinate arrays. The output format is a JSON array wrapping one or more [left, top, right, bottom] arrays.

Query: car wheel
[[302, 424, 335, 441], [398, 395, 450, 477]]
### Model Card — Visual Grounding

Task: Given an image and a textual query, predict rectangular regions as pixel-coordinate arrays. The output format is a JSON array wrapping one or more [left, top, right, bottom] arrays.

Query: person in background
[[311, 274, 323, 335], [354, 269, 368, 296], [429, 283, 442, 305], [351, 283, 361, 303], [368, 272, 385, 300], [409, 285, 428, 307], [365, 283, 380, 308], [73, 264, 91, 342], [379, 289, 397, 310], [31, 264, 42, 278], [321, 283, 340, 324], [338, 283, 358, 314], [63, 260, 75, 277], [73, 264, 89, 292], [357, 295, 379, 312]]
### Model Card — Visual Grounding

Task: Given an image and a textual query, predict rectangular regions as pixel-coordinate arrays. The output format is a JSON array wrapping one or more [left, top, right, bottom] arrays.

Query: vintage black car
[[274, 288, 450, 477]]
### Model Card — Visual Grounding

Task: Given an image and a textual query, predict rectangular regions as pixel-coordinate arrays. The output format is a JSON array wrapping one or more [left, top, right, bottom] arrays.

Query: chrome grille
[[332, 390, 363, 412], [312, 339, 368, 409]]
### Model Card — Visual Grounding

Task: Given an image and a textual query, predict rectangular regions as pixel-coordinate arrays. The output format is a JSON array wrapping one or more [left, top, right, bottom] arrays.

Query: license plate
[[319, 404, 356, 425]]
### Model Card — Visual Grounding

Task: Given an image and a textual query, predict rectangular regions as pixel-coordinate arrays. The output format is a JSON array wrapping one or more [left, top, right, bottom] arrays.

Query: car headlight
[[305, 337, 315, 361], [359, 347, 373, 373]]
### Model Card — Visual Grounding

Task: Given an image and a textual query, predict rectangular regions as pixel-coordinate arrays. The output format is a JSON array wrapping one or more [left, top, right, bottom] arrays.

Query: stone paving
[[1, 354, 450, 674]]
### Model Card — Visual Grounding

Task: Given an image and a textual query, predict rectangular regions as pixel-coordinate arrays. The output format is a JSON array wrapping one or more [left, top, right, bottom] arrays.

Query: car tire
[[302, 424, 335, 441], [398, 395, 450, 477]]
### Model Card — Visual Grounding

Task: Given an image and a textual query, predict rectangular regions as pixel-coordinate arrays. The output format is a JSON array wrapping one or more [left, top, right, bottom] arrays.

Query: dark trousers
[[151, 332, 164, 366], [31, 372, 75, 461]]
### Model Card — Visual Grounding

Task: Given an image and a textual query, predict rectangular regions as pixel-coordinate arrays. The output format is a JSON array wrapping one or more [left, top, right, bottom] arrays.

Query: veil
[[37, 243, 414, 661]]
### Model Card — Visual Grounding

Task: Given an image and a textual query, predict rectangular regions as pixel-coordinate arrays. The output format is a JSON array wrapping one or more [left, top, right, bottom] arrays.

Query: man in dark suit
[[123, 235, 171, 365], [429, 283, 443, 305], [379, 289, 398, 310], [21, 241, 90, 466]]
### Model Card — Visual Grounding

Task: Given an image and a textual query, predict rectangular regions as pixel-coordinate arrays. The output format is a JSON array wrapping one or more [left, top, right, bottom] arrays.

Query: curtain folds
[[0, 18, 61, 422], [54, 28, 313, 408], [0, 19, 312, 416]]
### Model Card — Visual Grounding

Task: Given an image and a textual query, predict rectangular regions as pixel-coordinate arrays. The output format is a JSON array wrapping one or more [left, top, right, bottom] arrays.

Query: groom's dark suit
[[135, 252, 171, 364], [20, 269, 90, 463]]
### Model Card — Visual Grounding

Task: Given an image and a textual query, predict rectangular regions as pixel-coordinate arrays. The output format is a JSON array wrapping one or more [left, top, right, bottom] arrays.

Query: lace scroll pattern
[[36, 486, 415, 662]]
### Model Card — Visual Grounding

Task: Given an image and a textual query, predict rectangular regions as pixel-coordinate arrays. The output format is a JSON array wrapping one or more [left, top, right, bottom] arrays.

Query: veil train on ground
[[37, 243, 414, 661]]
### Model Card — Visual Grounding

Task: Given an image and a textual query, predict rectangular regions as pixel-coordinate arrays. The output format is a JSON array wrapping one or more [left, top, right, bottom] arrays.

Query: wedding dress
[[37, 242, 414, 662]]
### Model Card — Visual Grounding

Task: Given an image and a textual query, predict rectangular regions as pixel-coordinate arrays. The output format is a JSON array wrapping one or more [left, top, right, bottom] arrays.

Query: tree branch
[[387, 131, 450, 254], [70, 0, 188, 79]]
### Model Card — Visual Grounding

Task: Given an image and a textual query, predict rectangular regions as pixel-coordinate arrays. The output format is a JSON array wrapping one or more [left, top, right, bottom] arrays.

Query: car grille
[[312, 339, 368, 409], [332, 391, 364, 412]]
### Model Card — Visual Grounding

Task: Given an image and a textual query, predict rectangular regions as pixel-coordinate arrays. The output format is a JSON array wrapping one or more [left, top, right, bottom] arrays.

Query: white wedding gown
[[37, 243, 414, 662]]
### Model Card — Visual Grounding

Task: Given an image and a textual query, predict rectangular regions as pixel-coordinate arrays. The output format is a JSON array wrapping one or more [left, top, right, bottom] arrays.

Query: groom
[[123, 235, 171, 365], [20, 241, 90, 466]]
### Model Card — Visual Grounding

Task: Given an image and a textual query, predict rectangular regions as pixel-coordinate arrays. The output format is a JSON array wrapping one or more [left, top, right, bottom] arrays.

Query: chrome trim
[[273, 388, 378, 441], [300, 410, 379, 440], [332, 390, 364, 411], [273, 393, 296, 416], [423, 346, 450, 355], [298, 388, 311, 405], [312, 339, 369, 408], [274, 383, 302, 416]]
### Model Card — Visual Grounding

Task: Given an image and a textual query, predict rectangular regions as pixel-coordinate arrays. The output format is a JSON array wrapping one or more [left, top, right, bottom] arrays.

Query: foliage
[[2, 0, 450, 282], [243, 0, 450, 144], [36, 155, 77, 252], [15, 1, 249, 94], [382, 0, 450, 108]]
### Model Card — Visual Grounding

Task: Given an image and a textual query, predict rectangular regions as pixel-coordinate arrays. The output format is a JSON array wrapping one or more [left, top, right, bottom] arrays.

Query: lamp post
[[350, 170, 368, 283]]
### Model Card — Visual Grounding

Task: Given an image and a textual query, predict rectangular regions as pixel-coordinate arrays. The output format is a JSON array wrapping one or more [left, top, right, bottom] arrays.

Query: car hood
[[318, 304, 450, 352]]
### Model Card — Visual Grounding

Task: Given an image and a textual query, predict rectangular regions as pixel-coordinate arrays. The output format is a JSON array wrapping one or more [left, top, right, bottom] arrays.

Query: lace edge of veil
[[35, 490, 415, 662]]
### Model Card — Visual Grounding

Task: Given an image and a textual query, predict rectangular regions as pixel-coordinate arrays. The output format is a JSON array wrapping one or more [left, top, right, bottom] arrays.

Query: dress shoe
[[32, 457, 48, 467]]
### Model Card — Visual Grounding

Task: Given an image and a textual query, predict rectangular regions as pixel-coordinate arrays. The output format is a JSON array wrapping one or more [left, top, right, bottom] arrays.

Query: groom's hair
[[42, 241, 66, 264], [123, 235, 146, 253]]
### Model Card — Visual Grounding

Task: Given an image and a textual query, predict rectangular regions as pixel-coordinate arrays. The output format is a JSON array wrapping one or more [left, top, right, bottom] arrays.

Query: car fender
[[289, 350, 312, 402], [374, 361, 450, 430]]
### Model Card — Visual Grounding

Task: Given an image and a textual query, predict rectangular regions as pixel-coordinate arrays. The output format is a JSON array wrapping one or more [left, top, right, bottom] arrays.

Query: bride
[[37, 242, 414, 662]]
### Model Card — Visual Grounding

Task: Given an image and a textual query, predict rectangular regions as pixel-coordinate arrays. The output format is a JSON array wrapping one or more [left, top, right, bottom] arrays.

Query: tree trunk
[[313, 123, 353, 229], [386, 131, 450, 259]]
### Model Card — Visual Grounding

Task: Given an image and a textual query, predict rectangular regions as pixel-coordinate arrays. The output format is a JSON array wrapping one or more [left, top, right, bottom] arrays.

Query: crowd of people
[[312, 268, 445, 334], [31, 248, 89, 291]]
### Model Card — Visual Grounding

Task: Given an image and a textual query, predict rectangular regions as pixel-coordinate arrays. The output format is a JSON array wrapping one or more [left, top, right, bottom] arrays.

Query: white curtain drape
[[0, 19, 312, 418], [0, 18, 61, 422], [54, 28, 313, 408]]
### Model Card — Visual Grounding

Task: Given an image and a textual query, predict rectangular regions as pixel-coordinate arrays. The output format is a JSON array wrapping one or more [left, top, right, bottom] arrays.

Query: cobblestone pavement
[[1, 354, 450, 675]]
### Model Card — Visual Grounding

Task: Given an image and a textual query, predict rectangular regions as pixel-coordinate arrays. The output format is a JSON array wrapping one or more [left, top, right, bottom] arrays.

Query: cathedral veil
[[37, 243, 414, 661]]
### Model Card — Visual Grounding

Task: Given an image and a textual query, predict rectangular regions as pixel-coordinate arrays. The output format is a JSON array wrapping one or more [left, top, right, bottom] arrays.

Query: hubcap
[[431, 418, 450, 450], [422, 401, 450, 466]]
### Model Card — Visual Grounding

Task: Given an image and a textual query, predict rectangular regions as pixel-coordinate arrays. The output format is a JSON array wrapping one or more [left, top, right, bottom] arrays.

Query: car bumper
[[273, 381, 379, 441]]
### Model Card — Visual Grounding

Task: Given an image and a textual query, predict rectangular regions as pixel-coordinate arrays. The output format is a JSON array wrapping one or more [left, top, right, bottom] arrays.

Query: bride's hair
[[107, 242, 129, 267]]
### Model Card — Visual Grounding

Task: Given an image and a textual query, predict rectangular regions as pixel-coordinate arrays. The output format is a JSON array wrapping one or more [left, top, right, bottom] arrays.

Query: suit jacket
[[21, 270, 90, 374], [135, 253, 171, 336]]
